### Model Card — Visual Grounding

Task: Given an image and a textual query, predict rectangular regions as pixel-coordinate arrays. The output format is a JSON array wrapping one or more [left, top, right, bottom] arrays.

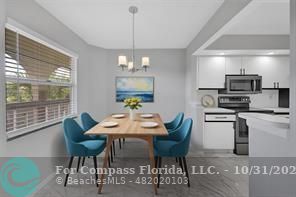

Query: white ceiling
[[225, 0, 289, 35], [35, 0, 224, 49]]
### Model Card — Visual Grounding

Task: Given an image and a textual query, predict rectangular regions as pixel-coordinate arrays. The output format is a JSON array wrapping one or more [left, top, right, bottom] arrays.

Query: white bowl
[[112, 114, 125, 118], [101, 121, 118, 128], [140, 114, 154, 118], [141, 122, 159, 128]]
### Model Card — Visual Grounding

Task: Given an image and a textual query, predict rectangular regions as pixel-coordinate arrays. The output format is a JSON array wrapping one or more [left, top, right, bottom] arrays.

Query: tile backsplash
[[196, 90, 279, 108]]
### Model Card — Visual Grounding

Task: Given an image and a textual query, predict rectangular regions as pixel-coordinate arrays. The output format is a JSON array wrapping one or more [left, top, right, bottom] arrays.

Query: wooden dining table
[[85, 113, 168, 195]]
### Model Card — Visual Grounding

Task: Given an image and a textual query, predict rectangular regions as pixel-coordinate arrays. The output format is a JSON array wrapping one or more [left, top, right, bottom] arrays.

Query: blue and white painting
[[116, 77, 154, 102]]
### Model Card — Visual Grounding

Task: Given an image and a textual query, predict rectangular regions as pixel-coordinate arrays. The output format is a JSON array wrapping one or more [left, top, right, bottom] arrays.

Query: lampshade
[[118, 56, 127, 66], [128, 61, 134, 70], [142, 57, 150, 67]]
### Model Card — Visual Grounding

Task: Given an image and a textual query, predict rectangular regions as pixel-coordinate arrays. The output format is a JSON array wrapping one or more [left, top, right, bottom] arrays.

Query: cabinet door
[[203, 122, 234, 149], [275, 57, 289, 88], [225, 57, 242, 75], [243, 56, 289, 88], [198, 57, 225, 89]]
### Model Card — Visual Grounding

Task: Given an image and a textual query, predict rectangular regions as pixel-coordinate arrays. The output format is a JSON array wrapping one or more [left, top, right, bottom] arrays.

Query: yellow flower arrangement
[[124, 97, 142, 110]]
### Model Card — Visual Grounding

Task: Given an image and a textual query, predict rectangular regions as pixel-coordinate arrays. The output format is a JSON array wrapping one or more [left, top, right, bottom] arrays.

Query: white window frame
[[5, 18, 78, 139]]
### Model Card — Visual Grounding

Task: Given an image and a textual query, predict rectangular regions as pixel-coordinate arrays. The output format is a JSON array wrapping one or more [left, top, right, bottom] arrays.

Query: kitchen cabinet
[[203, 114, 235, 149], [226, 57, 262, 75], [225, 57, 243, 75], [243, 56, 289, 88], [198, 57, 225, 89], [197, 56, 290, 89]]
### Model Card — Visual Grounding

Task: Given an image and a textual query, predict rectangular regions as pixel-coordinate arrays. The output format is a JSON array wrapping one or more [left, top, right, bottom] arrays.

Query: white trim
[[71, 57, 78, 115], [7, 114, 77, 139], [6, 18, 79, 58]]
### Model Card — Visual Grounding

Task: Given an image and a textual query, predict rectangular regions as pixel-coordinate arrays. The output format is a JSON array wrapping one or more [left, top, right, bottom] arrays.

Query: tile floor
[[34, 140, 249, 197]]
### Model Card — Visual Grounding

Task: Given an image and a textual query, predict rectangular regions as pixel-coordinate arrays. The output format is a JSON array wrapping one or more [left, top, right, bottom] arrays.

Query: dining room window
[[5, 27, 77, 138]]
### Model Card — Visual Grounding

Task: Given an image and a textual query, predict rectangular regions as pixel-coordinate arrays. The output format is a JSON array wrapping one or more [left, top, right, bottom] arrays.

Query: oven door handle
[[252, 80, 256, 92]]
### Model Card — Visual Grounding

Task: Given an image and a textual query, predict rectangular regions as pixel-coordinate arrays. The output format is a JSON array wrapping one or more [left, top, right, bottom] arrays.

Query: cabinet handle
[[274, 82, 276, 88], [243, 69, 246, 75], [214, 116, 228, 119], [240, 68, 242, 75], [277, 82, 280, 88]]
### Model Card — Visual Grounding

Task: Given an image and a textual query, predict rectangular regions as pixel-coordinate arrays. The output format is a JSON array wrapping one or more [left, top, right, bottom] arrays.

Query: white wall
[[291, 0, 296, 131], [1, 0, 108, 157], [196, 90, 279, 108], [105, 49, 186, 121]]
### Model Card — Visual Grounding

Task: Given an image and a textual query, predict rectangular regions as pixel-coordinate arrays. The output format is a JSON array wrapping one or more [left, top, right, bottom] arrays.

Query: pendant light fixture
[[118, 6, 150, 72]]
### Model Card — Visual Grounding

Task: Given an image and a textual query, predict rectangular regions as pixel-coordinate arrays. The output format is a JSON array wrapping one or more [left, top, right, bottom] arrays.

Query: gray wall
[[105, 49, 186, 121], [206, 34, 289, 50], [0, 1, 186, 157], [0, 0, 6, 156], [1, 0, 108, 157]]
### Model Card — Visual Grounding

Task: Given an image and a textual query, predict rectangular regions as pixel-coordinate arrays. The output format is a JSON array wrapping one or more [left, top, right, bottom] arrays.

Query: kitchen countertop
[[203, 107, 235, 114], [261, 107, 289, 114], [239, 113, 289, 138]]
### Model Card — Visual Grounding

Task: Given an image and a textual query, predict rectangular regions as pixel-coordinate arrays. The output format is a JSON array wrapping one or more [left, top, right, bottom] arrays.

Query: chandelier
[[118, 6, 150, 72]]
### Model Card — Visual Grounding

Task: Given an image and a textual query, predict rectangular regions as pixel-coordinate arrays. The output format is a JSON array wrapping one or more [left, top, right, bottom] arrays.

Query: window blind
[[5, 28, 76, 136]]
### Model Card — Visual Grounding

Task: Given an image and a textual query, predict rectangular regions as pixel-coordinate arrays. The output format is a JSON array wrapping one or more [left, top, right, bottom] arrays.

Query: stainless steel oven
[[223, 75, 262, 94], [218, 96, 274, 155]]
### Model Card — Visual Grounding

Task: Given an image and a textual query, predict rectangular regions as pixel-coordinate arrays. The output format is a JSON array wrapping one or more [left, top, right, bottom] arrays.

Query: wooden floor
[[34, 140, 248, 197]]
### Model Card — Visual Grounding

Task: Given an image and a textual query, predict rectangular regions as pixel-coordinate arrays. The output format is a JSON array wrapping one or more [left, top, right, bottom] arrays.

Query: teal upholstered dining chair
[[154, 118, 193, 188], [81, 112, 123, 163], [154, 112, 184, 147], [63, 118, 106, 187], [164, 112, 184, 132]]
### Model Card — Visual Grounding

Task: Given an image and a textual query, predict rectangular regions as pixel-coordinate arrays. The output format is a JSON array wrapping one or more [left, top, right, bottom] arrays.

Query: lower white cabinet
[[203, 114, 235, 149]]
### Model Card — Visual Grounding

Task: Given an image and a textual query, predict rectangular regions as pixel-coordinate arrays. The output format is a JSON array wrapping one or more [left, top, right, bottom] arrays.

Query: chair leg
[[157, 157, 162, 188], [182, 157, 190, 187], [112, 141, 116, 156], [154, 156, 158, 169], [119, 139, 122, 149], [123, 138, 126, 144], [82, 157, 86, 166], [110, 145, 114, 162], [108, 156, 111, 167], [175, 157, 178, 162], [77, 157, 81, 172], [64, 156, 74, 187], [93, 156, 98, 187], [178, 157, 184, 172]]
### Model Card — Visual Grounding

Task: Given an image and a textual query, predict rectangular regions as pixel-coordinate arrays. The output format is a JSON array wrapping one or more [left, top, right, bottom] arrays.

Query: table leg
[[98, 135, 113, 194], [147, 136, 158, 195]]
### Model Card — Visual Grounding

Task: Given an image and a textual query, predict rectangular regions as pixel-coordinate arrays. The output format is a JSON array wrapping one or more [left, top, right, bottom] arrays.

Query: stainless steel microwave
[[222, 75, 262, 94]]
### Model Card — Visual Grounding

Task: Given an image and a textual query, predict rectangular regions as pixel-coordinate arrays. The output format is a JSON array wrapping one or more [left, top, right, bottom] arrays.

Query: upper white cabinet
[[198, 57, 225, 89], [243, 56, 289, 88], [197, 56, 290, 89], [225, 57, 243, 75]]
